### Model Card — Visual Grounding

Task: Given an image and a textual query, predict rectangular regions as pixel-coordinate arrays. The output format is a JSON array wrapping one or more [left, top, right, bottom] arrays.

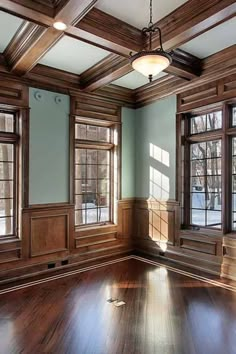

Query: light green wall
[[29, 88, 70, 204], [135, 95, 176, 200], [121, 107, 136, 198]]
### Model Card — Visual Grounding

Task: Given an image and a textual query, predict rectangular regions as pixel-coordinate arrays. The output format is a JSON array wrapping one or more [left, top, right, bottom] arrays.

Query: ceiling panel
[[96, 0, 188, 29], [180, 17, 236, 59], [39, 36, 110, 74], [112, 70, 167, 90], [0, 11, 23, 53]]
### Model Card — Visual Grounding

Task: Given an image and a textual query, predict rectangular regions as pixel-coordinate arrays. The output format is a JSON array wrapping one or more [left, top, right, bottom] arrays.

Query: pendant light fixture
[[130, 0, 172, 83]]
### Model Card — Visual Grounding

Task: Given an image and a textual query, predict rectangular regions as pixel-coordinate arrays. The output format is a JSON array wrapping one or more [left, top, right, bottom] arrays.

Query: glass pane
[[75, 165, 86, 179], [86, 125, 98, 141], [75, 124, 86, 139], [0, 144, 14, 162], [191, 192, 205, 209], [232, 107, 236, 126], [87, 164, 97, 179], [0, 181, 13, 198], [232, 212, 236, 230], [206, 158, 221, 175], [0, 217, 13, 236], [97, 194, 109, 207], [75, 149, 86, 164], [206, 111, 222, 131], [87, 150, 97, 164], [206, 176, 221, 193], [98, 127, 110, 142], [206, 193, 222, 210], [191, 116, 206, 134], [98, 165, 109, 179], [75, 195, 83, 209], [0, 199, 13, 217], [98, 150, 109, 164], [86, 209, 97, 224], [75, 210, 85, 226], [191, 209, 205, 226], [0, 113, 14, 133], [191, 142, 207, 160], [84, 193, 96, 208], [191, 160, 205, 176], [206, 210, 221, 226], [75, 180, 83, 194], [0, 162, 14, 180], [207, 140, 221, 158], [233, 176, 236, 193], [233, 137, 236, 156], [98, 180, 109, 194], [85, 180, 97, 194], [99, 207, 109, 222]]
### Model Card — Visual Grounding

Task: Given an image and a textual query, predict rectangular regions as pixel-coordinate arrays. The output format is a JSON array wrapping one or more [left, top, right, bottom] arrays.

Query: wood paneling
[[117, 199, 135, 239], [71, 94, 121, 121], [177, 73, 236, 112], [30, 214, 69, 257], [134, 198, 180, 247], [22, 204, 74, 259], [0, 78, 28, 106], [222, 236, 236, 280]]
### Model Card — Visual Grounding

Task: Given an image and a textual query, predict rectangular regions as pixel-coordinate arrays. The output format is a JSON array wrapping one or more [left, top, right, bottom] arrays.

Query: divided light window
[[74, 120, 114, 226], [0, 111, 19, 237], [180, 109, 227, 231]]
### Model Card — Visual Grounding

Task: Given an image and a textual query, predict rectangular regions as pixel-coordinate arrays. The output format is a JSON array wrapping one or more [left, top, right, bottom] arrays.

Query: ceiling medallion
[[130, 0, 172, 83]]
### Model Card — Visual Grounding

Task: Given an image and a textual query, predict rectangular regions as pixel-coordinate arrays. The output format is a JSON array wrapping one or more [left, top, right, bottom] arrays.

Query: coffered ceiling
[[180, 17, 236, 59], [0, 11, 23, 52], [0, 0, 235, 96], [39, 36, 110, 74], [95, 0, 189, 29], [113, 71, 167, 89]]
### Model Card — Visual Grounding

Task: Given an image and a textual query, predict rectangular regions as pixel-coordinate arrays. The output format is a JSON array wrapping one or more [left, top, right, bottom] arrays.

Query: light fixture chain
[[149, 0, 153, 27]]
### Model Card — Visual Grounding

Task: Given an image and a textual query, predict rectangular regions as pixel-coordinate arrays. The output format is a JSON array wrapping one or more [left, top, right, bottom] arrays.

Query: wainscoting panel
[[117, 199, 135, 239], [23, 204, 74, 259]]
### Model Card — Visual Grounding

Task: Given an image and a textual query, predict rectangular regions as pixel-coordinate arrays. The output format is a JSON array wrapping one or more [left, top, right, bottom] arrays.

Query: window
[[0, 111, 19, 237], [179, 106, 236, 233], [74, 120, 117, 227]]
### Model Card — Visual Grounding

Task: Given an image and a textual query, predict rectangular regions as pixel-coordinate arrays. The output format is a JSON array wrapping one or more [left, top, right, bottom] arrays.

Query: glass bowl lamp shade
[[130, 50, 172, 82]]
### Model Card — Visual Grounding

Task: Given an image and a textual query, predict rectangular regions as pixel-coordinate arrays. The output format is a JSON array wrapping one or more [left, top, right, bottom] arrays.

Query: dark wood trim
[[80, 54, 132, 92], [150, 0, 236, 51], [21, 108, 30, 208], [2, 0, 99, 75], [75, 8, 143, 55]]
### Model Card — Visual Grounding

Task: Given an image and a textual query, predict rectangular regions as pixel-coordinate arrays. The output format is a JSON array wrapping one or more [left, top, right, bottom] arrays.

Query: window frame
[[177, 102, 236, 235], [73, 117, 118, 228], [0, 109, 21, 239]]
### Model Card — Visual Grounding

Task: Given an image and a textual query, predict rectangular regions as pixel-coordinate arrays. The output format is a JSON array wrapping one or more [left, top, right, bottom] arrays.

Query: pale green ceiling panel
[[39, 36, 110, 74], [180, 17, 236, 59], [96, 0, 188, 29], [112, 71, 167, 90], [0, 11, 23, 53]]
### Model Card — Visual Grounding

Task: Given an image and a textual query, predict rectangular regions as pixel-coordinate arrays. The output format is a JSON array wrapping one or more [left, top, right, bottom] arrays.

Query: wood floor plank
[[0, 259, 236, 354]]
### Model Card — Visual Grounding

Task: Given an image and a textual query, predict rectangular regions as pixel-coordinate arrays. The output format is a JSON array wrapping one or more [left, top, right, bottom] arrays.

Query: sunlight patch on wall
[[150, 143, 170, 167], [149, 166, 170, 200]]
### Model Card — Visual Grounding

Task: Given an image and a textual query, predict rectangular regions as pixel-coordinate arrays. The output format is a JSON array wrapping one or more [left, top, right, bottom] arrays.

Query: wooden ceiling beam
[[2, 0, 98, 75], [66, 7, 144, 58], [74, 0, 235, 90], [150, 0, 236, 51], [166, 49, 202, 80], [135, 45, 236, 107], [0, 0, 53, 26], [80, 54, 132, 91]]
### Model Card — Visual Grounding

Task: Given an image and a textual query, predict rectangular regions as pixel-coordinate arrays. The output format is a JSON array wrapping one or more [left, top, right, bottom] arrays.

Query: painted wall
[[29, 88, 70, 204], [135, 96, 176, 200], [121, 107, 136, 198]]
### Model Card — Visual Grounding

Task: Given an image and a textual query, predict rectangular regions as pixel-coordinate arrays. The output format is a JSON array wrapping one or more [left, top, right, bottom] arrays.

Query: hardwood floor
[[0, 258, 236, 354]]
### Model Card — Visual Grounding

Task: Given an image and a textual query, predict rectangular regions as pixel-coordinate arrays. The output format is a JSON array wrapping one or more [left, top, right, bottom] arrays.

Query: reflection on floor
[[0, 258, 236, 354]]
